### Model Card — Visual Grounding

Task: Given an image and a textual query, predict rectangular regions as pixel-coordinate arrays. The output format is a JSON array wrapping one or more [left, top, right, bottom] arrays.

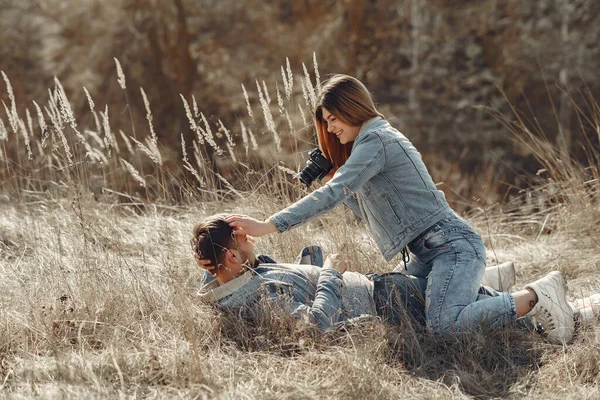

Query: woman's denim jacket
[[271, 117, 453, 260]]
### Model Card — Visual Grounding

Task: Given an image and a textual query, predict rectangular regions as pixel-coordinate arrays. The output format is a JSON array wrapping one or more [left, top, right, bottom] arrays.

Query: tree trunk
[[409, 0, 423, 137], [557, 0, 572, 165]]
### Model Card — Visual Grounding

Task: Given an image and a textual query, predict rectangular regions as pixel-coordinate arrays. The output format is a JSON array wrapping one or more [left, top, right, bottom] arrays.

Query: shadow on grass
[[218, 308, 549, 399], [385, 319, 546, 399], [217, 309, 322, 356]]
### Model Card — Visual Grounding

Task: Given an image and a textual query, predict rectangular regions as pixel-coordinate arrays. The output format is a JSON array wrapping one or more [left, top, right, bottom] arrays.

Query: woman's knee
[[426, 314, 456, 335], [425, 304, 469, 334]]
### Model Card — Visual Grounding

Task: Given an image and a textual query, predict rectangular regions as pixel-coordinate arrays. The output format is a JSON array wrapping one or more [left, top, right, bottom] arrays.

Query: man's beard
[[240, 250, 258, 270]]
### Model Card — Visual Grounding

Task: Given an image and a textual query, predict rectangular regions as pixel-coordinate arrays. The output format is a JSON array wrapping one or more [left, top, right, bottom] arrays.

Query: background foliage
[[2, 0, 600, 206], [2, 2, 600, 398]]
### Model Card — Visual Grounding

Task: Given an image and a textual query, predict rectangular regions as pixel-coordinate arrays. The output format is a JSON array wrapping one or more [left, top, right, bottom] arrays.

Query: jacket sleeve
[[262, 269, 344, 331], [270, 132, 385, 232], [342, 194, 364, 220]]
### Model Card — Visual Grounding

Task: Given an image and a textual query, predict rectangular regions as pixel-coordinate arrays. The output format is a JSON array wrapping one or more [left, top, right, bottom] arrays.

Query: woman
[[198, 75, 574, 342]]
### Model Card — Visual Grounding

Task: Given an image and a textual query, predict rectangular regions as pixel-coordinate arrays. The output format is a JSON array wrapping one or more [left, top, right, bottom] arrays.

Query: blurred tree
[[0, 1, 46, 105], [1, 0, 599, 193]]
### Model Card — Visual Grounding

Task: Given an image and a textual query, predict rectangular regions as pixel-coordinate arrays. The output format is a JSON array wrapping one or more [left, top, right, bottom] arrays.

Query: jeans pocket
[[462, 233, 487, 263], [422, 235, 449, 251], [415, 233, 453, 265], [422, 227, 462, 251]]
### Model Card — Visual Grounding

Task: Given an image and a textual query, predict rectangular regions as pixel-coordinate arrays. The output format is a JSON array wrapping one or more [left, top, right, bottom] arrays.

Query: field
[[1, 64, 600, 399]]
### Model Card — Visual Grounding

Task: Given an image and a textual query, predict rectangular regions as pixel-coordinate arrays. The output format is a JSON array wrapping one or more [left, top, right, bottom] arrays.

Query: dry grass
[[0, 193, 599, 399], [1, 58, 600, 399]]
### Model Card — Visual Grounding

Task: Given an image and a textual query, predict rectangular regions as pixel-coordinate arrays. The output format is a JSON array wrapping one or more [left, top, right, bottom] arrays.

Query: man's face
[[231, 232, 256, 267]]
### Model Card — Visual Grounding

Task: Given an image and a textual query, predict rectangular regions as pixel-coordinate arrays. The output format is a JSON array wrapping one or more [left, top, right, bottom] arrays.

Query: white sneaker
[[569, 293, 600, 328], [525, 271, 575, 344], [481, 261, 516, 292]]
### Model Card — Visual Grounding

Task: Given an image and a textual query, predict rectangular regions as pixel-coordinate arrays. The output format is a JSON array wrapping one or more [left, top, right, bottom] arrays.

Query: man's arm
[[261, 256, 348, 331], [262, 269, 343, 331]]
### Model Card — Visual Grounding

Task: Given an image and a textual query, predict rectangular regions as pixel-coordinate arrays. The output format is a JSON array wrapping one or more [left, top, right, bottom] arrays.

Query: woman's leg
[[423, 237, 519, 332], [415, 222, 573, 341], [409, 217, 519, 333], [373, 270, 573, 339], [404, 256, 430, 278], [373, 271, 526, 328]]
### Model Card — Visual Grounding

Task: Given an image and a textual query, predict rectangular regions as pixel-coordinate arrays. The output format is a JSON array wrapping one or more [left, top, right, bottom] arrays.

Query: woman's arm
[[270, 132, 385, 232], [342, 194, 364, 220], [223, 133, 384, 237], [324, 171, 364, 220], [225, 214, 278, 237]]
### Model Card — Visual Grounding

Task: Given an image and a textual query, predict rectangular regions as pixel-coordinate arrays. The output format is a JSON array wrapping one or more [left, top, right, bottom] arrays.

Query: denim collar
[[197, 270, 254, 302], [358, 116, 383, 137]]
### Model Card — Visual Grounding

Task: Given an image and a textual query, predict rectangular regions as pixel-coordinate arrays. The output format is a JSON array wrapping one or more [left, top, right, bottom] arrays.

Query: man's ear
[[224, 249, 239, 264]]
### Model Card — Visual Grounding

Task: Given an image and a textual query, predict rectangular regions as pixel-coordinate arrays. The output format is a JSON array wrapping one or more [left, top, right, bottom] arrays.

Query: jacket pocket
[[383, 194, 405, 226]]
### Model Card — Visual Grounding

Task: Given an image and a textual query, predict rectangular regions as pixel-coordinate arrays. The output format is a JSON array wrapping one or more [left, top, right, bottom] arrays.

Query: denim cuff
[[270, 214, 289, 233], [293, 246, 324, 267]]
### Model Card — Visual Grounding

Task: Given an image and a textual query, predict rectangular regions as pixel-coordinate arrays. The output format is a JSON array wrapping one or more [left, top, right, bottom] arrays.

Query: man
[[193, 214, 595, 341]]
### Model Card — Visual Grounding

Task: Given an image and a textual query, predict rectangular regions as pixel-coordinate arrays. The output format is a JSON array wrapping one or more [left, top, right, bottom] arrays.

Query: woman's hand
[[225, 214, 278, 237], [323, 254, 348, 274]]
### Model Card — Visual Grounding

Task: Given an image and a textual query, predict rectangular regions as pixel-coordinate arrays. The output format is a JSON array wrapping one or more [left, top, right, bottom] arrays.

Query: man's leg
[[292, 245, 324, 267], [372, 273, 428, 325]]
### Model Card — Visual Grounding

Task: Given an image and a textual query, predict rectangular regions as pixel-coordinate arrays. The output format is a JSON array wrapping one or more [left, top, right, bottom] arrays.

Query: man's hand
[[193, 244, 217, 275], [225, 214, 278, 237], [324, 254, 348, 274]]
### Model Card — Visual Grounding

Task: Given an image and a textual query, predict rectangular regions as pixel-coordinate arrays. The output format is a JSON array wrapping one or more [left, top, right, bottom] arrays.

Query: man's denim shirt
[[270, 117, 453, 261], [198, 247, 376, 331], [199, 263, 365, 331]]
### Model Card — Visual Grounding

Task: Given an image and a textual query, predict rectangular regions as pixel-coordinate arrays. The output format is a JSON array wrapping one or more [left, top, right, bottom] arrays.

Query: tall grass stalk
[[494, 87, 600, 208], [1, 58, 600, 399]]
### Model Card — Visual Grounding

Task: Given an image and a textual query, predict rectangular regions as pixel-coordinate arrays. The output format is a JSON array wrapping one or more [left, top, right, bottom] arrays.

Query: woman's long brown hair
[[315, 75, 384, 173]]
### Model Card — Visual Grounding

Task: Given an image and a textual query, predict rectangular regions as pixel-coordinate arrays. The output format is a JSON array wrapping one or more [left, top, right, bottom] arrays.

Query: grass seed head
[[114, 58, 126, 89]]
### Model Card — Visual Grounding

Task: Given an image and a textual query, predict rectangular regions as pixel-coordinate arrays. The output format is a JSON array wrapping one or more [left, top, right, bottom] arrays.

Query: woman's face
[[322, 107, 360, 144]]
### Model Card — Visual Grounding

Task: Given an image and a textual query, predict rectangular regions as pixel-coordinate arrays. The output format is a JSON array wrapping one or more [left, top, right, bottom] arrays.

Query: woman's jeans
[[371, 273, 538, 332], [401, 214, 517, 333]]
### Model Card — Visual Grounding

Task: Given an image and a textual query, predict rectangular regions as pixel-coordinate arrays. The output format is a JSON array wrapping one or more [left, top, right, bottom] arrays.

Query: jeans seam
[[462, 233, 487, 263], [427, 242, 458, 331]]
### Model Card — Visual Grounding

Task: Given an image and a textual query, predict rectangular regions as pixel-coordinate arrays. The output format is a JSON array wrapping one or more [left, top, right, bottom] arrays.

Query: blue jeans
[[406, 214, 517, 333], [371, 273, 539, 332], [371, 272, 428, 325]]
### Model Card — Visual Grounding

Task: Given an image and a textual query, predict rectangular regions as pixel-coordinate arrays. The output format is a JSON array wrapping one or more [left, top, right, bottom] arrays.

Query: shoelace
[[539, 307, 556, 329], [401, 247, 410, 270]]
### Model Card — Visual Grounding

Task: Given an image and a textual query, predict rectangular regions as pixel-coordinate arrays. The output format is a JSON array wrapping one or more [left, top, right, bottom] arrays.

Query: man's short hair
[[192, 214, 234, 270]]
